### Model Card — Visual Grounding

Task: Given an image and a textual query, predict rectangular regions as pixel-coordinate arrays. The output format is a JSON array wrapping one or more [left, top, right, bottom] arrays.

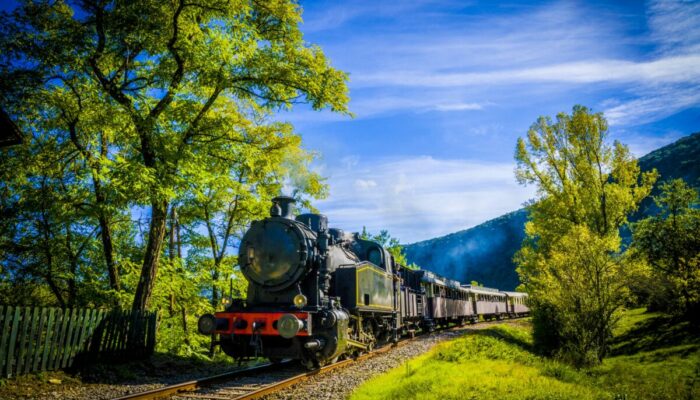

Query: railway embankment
[[351, 308, 700, 399]]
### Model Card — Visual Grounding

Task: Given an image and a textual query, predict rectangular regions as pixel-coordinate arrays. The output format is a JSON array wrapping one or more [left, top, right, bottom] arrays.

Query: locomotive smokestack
[[271, 196, 296, 219]]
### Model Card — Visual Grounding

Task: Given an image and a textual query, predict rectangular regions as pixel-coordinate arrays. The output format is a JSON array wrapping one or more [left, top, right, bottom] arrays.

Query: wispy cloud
[[291, 0, 699, 244], [433, 103, 484, 111], [355, 55, 700, 88], [647, 0, 700, 56], [304, 0, 700, 125], [314, 156, 536, 243], [604, 87, 700, 126], [613, 130, 686, 158], [300, 0, 436, 33]]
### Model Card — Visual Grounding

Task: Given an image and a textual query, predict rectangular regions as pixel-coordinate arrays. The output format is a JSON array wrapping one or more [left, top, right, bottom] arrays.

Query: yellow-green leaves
[[0, 0, 345, 322], [514, 105, 657, 366], [632, 179, 700, 322]]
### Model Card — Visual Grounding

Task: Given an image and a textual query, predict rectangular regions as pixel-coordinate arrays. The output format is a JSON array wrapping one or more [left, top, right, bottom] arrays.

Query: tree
[[0, 0, 349, 311], [514, 105, 657, 365], [632, 179, 700, 323]]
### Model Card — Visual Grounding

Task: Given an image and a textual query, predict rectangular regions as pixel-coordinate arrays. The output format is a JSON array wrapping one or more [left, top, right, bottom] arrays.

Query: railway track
[[112, 320, 512, 400], [111, 325, 433, 400]]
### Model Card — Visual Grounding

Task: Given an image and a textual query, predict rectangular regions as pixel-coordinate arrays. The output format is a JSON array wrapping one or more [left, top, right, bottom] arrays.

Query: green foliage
[[0, 0, 348, 355], [351, 310, 700, 400], [632, 179, 700, 322], [514, 105, 657, 365]]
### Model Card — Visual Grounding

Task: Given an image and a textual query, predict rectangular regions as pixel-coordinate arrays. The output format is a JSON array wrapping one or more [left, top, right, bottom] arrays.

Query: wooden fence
[[0, 306, 158, 378]]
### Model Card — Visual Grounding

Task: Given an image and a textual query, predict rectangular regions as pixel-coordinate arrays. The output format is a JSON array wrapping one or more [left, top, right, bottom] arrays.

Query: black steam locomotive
[[197, 196, 528, 368]]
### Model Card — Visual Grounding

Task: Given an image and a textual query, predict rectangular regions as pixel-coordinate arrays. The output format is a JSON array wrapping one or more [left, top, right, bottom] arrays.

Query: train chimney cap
[[271, 195, 296, 219]]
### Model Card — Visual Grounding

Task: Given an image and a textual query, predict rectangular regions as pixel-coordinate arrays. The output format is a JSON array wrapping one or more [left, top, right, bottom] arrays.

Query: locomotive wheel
[[220, 339, 241, 358], [301, 355, 320, 370]]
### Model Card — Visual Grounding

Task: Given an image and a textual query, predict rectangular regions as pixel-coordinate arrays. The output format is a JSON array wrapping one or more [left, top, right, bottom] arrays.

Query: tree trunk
[[175, 208, 182, 258], [132, 199, 169, 311], [181, 305, 190, 346], [212, 269, 220, 308], [98, 213, 120, 291], [169, 206, 176, 262]]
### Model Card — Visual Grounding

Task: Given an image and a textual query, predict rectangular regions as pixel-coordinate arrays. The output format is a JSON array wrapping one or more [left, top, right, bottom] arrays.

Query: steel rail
[[230, 339, 409, 400], [112, 319, 514, 400], [112, 362, 286, 400]]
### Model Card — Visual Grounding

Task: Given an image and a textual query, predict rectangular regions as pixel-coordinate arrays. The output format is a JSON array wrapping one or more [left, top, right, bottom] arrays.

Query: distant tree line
[[515, 105, 699, 367], [0, 0, 349, 355]]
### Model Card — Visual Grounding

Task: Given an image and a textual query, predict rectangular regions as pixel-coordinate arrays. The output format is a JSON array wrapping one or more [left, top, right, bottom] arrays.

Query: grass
[[351, 309, 700, 400]]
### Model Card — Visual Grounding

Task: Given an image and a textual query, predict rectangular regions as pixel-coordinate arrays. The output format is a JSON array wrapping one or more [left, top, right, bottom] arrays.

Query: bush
[[532, 301, 563, 357]]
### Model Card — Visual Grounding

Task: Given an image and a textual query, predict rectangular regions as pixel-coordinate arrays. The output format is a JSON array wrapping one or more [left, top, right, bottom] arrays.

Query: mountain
[[404, 132, 700, 291]]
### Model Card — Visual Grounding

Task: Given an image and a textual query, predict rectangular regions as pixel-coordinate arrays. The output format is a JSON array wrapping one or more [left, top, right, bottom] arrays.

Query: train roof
[[501, 291, 528, 297], [420, 270, 462, 289], [463, 285, 507, 296]]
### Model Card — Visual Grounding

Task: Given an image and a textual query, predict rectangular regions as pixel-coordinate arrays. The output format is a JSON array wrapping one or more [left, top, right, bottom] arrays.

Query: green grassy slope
[[351, 309, 700, 400], [404, 132, 700, 290]]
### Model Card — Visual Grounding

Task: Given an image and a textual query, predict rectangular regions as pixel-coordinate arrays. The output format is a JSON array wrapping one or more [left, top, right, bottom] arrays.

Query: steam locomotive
[[197, 196, 528, 368]]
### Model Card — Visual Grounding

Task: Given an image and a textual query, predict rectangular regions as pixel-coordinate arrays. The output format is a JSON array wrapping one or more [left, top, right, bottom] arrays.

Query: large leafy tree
[[514, 105, 657, 365], [632, 179, 700, 323], [0, 0, 348, 311]]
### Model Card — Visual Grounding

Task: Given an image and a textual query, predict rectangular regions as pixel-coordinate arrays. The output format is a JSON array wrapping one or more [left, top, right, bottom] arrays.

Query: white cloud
[[354, 179, 377, 190], [302, 0, 700, 126], [604, 87, 700, 127], [647, 0, 700, 56], [433, 103, 484, 111], [355, 55, 700, 88], [300, 1, 436, 33], [314, 156, 536, 243], [612, 130, 686, 158], [345, 96, 488, 117]]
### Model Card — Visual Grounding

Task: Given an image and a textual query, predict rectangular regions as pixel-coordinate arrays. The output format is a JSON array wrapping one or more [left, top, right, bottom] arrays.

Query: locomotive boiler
[[197, 196, 400, 368]]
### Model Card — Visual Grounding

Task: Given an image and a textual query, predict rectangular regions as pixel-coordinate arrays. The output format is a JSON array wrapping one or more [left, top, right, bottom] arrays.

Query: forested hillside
[[404, 132, 700, 290]]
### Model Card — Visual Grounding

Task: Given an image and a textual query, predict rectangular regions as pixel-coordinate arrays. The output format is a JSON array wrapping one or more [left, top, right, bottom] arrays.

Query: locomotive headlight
[[198, 314, 217, 335], [293, 294, 307, 308], [247, 247, 255, 260]]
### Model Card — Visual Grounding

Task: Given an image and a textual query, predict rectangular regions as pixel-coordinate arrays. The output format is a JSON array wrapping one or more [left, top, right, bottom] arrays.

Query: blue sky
[[283, 0, 700, 243], [2, 1, 698, 244]]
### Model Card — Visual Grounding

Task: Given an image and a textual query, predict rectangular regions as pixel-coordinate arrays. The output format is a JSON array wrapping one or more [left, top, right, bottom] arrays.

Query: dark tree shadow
[[611, 314, 699, 356], [470, 326, 535, 353]]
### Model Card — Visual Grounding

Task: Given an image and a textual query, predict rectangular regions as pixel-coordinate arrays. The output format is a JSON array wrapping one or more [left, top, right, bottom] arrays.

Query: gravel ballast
[[261, 321, 506, 400]]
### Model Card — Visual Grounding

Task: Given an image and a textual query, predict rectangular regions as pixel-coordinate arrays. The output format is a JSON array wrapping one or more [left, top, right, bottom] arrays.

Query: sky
[[282, 0, 700, 243], [1, 0, 698, 244]]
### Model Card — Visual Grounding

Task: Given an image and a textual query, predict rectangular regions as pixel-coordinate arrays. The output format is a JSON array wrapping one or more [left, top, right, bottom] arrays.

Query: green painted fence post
[[32, 307, 48, 372], [0, 306, 9, 377], [6, 307, 21, 377], [40, 308, 56, 371], [23, 307, 40, 374]]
